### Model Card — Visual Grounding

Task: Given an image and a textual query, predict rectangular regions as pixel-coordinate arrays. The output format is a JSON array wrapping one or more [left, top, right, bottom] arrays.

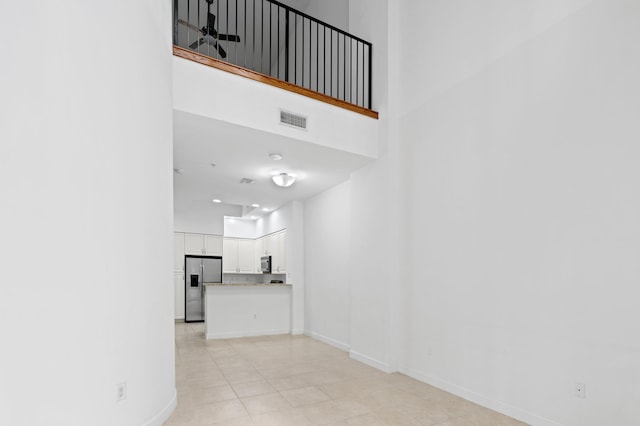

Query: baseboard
[[349, 350, 392, 373], [304, 330, 350, 352], [206, 328, 290, 339], [291, 329, 304, 335], [142, 388, 177, 426], [174, 315, 185, 320], [403, 368, 563, 426]]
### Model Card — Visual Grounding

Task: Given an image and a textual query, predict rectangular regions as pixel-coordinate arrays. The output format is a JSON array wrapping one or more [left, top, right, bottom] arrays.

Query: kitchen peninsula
[[204, 283, 292, 340]]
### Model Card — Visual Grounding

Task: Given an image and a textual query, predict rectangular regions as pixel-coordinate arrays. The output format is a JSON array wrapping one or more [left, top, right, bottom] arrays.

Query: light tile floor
[[165, 322, 526, 426]]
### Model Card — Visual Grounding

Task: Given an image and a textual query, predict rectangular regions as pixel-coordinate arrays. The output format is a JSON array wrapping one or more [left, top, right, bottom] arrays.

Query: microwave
[[260, 256, 272, 273]]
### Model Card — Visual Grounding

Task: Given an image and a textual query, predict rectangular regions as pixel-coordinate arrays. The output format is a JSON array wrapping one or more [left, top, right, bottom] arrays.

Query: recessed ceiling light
[[272, 172, 296, 187], [212, 199, 222, 203], [173, 168, 184, 174], [250, 216, 258, 220], [269, 153, 283, 161], [251, 203, 260, 208], [262, 208, 269, 212]]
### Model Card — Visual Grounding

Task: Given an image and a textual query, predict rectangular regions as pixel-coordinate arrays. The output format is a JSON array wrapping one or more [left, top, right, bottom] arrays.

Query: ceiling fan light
[[272, 172, 296, 187]]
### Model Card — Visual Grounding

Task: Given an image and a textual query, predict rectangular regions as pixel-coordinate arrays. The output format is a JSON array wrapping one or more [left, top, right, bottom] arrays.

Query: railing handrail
[[264, 0, 372, 47]]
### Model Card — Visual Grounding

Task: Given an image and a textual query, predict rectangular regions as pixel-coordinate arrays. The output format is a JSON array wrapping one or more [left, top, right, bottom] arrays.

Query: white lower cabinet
[[174, 233, 185, 272], [174, 273, 185, 319]]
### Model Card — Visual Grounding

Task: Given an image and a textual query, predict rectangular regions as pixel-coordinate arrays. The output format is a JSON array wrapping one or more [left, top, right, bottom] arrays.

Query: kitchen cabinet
[[271, 230, 286, 273], [174, 233, 185, 272], [184, 233, 223, 256], [223, 237, 256, 273], [174, 272, 185, 319], [204, 234, 223, 256], [257, 230, 286, 273]]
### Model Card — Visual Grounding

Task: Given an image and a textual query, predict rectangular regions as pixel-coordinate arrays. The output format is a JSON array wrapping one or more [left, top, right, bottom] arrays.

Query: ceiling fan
[[177, 0, 241, 59]]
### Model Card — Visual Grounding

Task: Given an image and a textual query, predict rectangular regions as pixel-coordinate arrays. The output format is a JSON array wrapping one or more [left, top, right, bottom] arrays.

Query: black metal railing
[[173, 0, 373, 110]]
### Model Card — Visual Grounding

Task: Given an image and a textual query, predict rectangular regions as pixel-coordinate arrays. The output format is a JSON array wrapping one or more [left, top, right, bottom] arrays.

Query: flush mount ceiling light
[[251, 203, 260, 208], [269, 153, 283, 161], [271, 172, 296, 187], [212, 199, 222, 203]]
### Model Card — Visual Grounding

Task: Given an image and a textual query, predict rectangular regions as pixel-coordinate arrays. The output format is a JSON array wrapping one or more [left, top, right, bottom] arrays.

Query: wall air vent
[[280, 110, 308, 130], [240, 178, 254, 184]]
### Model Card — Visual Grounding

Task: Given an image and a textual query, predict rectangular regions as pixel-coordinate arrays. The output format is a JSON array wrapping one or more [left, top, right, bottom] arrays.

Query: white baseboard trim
[[206, 328, 290, 340], [174, 315, 184, 320], [143, 388, 177, 426], [403, 368, 564, 426], [291, 329, 304, 335], [304, 330, 350, 352], [349, 350, 392, 373]]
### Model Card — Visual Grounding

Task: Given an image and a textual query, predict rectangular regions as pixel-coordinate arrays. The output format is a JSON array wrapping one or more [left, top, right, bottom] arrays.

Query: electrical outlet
[[574, 382, 586, 399], [117, 382, 127, 402]]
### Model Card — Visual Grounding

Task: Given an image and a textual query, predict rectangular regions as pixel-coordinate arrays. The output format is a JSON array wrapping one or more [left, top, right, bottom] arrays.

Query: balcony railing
[[173, 0, 373, 111]]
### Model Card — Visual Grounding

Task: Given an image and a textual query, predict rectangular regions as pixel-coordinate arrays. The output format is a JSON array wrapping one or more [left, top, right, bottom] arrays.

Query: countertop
[[204, 282, 292, 287]]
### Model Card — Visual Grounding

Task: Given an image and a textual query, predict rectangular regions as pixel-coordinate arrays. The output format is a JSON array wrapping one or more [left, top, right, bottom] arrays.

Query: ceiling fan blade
[[207, 13, 216, 34], [217, 34, 241, 42], [215, 43, 227, 58], [189, 38, 204, 49], [177, 18, 202, 33]]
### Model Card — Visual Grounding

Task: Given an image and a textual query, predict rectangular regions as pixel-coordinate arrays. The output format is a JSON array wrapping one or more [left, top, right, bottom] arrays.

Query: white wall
[[224, 217, 258, 238], [0, 1, 175, 425], [174, 203, 242, 235], [303, 180, 351, 350], [173, 56, 379, 160], [397, 1, 640, 425]]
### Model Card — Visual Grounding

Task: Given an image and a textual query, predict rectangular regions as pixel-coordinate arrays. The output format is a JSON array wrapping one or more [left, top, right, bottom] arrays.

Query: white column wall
[[303, 181, 352, 350], [0, 1, 175, 425], [398, 1, 640, 425]]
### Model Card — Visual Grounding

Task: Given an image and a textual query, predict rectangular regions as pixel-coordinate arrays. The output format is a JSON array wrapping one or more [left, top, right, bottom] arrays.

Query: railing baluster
[[356, 41, 359, 107], [314, 22, 318, 92], [343, 34, 346, 101], [285, 10, 289, 82], [269, 1, 272, 77], [302, 17, 305, 88], [294, 14, 297, 85], [368, 44, 372, 109], [235, 0, 238, 64]]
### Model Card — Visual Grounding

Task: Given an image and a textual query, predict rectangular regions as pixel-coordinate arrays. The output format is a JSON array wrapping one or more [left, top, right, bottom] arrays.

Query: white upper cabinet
[[255, 236, 265, 272], [174, 233, 185, 272], [184, 233, 205, 255], [204, 234, 223, 256], [271, 230, 286, 273], [184, 233, 223, 256], [223, 237, 256, 273], [223, 238, 239, 273], [238, 239, 255, 273]]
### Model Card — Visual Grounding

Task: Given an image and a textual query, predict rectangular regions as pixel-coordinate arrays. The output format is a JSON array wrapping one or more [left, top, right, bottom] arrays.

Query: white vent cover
[[280, 110, 308, 130]]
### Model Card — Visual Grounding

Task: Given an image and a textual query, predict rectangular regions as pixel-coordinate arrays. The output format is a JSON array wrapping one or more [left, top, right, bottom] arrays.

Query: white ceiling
[[173, 110, 373, 218]]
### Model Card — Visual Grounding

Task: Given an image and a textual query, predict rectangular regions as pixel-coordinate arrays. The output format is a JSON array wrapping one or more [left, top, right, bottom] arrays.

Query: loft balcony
[[173, 0, 377, 118]]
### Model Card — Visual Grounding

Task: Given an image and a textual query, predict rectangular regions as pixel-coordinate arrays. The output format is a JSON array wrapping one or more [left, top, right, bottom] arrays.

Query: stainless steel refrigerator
[[185, 256, 222, 322]]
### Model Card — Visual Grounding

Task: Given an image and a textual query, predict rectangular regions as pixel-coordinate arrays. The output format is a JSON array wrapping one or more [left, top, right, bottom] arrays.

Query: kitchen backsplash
[[223, 273, 286, 284]]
